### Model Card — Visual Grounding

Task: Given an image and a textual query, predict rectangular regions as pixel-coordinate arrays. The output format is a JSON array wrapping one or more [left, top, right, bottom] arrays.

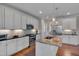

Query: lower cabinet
[[36, 42, 58, 56], [58, 35, 79, 45], [0, 36, 29, 56], [0, 41, 7, 56], [60, 35, 70, 44], [6, 39, 17, 56], [22, 37, 29, 49], [16, 37, 29, 52], [69, 36, 79, 45], [16, 38, 24, 51]]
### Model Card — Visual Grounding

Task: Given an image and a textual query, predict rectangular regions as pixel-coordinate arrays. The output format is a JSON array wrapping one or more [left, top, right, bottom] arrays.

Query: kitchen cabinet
[[59, 35, 70, 44], [16, 37, 29, 52], [16, 38, 23, 51], [69, 36, 79, 45], [58, 35, 79, 45], [26, 16, 39, 29], [26, 15, 31, 24], [21, 14, 27, 29], [0, 5, 5, 29], [50, 45, 58, 56], [0, 5, 39, 29], [0, 36, 29, 56], [5, 7, 14, 29], [6, 39, 17, 56], [32, 18, 39, 29], [36, 34, 40, 40], [0, 41, 7, 56], [14, 11, 22, 29], [36, 42, 58, 56], [4, 7, 14, 29], [22, 37, 29, 48]]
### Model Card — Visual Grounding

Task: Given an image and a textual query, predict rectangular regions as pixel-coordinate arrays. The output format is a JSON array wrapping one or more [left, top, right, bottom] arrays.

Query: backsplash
[[13, 29, 25, 37], [0, 29, 25, 39]]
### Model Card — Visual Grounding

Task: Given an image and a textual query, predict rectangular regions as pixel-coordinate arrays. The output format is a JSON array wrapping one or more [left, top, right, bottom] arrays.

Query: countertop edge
[[36, 40, 62, 47], [0, 35, 29, 41]]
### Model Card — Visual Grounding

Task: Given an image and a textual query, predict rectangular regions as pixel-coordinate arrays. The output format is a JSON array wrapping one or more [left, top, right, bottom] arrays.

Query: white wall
[[40, 16, 77, 39], [56, 16, 77, 30]]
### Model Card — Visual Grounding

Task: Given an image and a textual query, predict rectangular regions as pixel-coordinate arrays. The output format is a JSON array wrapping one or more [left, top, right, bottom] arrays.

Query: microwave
[[26, 24, 34, 30]]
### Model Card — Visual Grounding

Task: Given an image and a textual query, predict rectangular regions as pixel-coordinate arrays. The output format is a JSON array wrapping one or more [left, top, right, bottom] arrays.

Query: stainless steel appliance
[[0, 34, 7, 40], [26, 24, 37, 47]]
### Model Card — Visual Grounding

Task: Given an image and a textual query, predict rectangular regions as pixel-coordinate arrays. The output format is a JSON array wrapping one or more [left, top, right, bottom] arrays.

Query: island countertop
[[36, 36, 63, 47], [36, 34, 79, 47]]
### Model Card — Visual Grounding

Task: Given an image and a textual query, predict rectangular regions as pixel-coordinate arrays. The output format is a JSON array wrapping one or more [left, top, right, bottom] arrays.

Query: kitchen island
[[36, 35, 79, 56], [36, 36, 62, 56]]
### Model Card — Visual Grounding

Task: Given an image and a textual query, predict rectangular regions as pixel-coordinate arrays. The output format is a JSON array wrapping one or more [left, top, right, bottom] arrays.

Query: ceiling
[[6, 3, 79, 19]]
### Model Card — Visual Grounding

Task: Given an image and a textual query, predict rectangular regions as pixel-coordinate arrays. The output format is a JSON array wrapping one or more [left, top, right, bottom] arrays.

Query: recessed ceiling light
[[39, 11, 43, 14], [67, 12, 70, 15], [52, 18, 55, 22]]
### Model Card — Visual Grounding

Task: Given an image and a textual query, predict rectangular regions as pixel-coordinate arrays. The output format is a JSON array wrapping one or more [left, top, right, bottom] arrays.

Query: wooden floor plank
[[57, 43, 79, 56], [12, 42, 35, 56]]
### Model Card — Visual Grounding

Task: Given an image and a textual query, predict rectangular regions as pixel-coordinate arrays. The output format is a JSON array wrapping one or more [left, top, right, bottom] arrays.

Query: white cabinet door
[[6, 39, 17, 56], [16, 38, 24, 51], [0, 5, 5, 29], [0, 6, 3, 29], [16, 37, 29, 51], [27, 16, 39, 29], [26, 15, 31, 24], [14, 11, 21, 29], [36, 42, 58, 56], [50, 45, 58, 56], [22, 37, 29, 48], [69, 36, 79, 45], [58, 35, 70, 44], [31, 18, 39, 29], [4, 7, 14, 29], [36, 42, 50, 56], [0, 41, 7, 56], [36, 35, 40, 40], [21, 14, 27, 29]]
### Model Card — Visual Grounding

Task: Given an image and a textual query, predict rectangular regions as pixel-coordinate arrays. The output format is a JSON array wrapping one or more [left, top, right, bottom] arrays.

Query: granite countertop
[[36, 36, 62, 47], [36, 40, 62, 47], [0, 34, 29, 41]]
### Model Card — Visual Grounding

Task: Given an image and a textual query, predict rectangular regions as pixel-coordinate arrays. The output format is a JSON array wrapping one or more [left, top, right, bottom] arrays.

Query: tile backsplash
[[0, 29, 25, 39]]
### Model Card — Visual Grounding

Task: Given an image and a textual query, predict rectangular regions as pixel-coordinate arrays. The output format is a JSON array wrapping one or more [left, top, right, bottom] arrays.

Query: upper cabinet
[[4, 7, 14, 29], [0, 5, 5, 29], [0, 5, 39, 29], [26, 15, 39, 29], [32, 18, 39, 29], [21, 14, 27, 29], [14, 10, 22, 29]]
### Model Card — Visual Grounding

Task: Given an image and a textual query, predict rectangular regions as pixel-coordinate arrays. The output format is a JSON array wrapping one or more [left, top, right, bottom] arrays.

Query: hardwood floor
[[56, 43, 79, 56], [12, 42, 79, 56], [12, 42, 35, 56]]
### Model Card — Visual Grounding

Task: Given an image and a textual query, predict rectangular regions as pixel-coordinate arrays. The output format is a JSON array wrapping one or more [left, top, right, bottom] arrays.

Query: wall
[[76, 16, 79, 30], [56, 16, 77, 30], [40, 16, 77, 39]]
